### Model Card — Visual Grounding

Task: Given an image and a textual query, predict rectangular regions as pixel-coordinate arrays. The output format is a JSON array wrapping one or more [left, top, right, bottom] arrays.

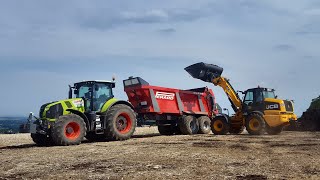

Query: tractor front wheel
[[31, 133, 53, 146], [246, 113, 266, 135], [51, 114, 86, 146], [105, 104, 137, 141]]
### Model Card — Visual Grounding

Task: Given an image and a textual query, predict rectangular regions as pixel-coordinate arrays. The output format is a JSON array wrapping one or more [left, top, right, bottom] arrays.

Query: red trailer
[[123, 77, 220, 135]]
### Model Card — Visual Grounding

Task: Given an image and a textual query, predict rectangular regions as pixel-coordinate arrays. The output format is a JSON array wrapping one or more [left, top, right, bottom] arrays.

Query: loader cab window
[[263, 90, 276, 99], [244, 91, 254, 106]]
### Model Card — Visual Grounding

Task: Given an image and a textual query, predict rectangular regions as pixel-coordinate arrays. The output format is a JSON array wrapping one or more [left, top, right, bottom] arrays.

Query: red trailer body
[[123, 77, 219, 135]]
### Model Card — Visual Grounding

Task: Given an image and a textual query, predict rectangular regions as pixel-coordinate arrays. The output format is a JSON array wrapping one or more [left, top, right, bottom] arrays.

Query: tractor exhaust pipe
[[185, 62, 224, 82]]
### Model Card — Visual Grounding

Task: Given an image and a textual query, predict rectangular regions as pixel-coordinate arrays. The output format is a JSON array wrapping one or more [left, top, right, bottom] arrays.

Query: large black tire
[[31, 133, 53, 146], [51, 114, 86, 146], [266, 126, 283, 135], [179, 116, 199, 135], [85, 132, 106, 142], [211, 117, 230, 135], [245, 113, 266, 135], [197, 116, 211, 134], [105, 104, 137, 141]]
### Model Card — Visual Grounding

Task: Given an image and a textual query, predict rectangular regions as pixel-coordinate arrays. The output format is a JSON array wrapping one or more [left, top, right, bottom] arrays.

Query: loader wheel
[[246, 113, 266, 135], [197, 116, 211, 134], [266, 126, 283, 135], [31, 133, 53, 146], [158, 125, 175, 136], [179, 116, 199, 135], [211, 117, 229, 135], [105, 104, 137, 141], [51, 114, 86, 146], [85, 132, 105, 142]]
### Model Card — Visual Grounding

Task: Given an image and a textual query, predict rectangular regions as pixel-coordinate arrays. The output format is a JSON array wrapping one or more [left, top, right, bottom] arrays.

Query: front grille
[[46, 103, 63, 119], [284, 100, 294, 112]]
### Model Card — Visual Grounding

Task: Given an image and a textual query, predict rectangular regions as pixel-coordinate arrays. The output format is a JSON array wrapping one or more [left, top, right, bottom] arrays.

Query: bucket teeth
[[185, 62, 224, 82]]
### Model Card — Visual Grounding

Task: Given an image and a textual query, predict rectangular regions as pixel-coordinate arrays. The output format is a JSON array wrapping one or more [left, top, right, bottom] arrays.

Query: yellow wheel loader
[[185, 62, 297, 135]]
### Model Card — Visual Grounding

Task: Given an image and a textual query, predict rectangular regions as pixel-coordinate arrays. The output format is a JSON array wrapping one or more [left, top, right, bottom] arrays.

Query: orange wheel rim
[[65, 122, 81, 140]]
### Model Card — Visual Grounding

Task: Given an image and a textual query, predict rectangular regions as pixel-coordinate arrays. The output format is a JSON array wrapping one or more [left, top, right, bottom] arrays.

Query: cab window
[[244, 91, 253, 105]]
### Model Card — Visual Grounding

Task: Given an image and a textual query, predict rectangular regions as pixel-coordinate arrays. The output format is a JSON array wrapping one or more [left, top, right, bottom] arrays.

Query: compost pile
[[298, 96, 320, 131]]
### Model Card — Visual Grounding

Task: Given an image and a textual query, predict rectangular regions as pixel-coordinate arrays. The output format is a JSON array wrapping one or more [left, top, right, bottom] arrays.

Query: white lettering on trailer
[[155, 92, 175, 100]]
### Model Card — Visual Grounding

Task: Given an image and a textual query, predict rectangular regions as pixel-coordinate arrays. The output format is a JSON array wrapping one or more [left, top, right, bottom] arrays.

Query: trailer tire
[[51, 114, 86, 146], [197, 116, 211, 134], [179, 115, 199, 135], [105, 104, 137, 141], [31, 133, 53, 146], [246, 113, 266, 135], [266, 126, 283, 135], [158, 125, 175, 136], [211, 117, 229, 135]]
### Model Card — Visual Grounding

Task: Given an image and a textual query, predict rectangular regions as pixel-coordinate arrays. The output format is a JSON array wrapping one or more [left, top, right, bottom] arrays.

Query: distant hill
[[0, 117, 27, 134]]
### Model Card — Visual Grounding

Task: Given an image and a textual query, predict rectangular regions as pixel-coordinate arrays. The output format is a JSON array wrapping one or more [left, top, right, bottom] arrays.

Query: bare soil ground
[[0, 128, 320, 180]]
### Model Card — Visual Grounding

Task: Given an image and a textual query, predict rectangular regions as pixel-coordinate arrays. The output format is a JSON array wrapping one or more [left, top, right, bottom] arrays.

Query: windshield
[[263, 91, 276, 99], [74, 82, 113, 111]]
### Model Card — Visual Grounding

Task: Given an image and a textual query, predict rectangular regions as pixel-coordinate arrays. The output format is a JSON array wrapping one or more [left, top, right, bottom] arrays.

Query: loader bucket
[[185, 62, 223, 82]]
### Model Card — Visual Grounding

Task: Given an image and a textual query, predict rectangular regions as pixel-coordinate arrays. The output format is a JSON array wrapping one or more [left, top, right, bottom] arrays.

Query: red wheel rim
[[65, 122, 81, 140], [116, 113, 132, 134]]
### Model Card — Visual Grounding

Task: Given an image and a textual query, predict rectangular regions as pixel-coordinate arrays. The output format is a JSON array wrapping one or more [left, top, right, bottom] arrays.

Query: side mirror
[[74, 89, 79, 95], [275, 95, 278, 99]]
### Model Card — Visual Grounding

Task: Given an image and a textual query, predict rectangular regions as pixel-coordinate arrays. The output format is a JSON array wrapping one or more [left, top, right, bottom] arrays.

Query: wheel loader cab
[[242, 88, 276, 113], [71, 81, 115, 112]]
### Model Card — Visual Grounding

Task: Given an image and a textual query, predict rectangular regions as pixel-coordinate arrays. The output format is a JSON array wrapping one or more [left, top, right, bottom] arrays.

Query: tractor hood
[[39, 98, 85, 120], [185, 62, 224, 83]]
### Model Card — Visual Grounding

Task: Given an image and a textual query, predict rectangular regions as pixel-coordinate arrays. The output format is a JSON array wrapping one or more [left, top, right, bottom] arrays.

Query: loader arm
[[211, 77, 242, 112]]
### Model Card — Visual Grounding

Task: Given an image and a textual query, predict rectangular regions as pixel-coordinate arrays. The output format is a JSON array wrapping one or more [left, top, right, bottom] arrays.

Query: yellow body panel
[[263, 98, 297, 127]]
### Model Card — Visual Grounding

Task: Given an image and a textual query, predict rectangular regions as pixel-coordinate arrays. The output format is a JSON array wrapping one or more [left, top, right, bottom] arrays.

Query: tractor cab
[[242, 87, 276, 113], [69, 81, 115, 112]]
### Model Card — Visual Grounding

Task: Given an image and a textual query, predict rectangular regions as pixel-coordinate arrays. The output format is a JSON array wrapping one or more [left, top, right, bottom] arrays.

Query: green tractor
[[29, 80, 137, 146]]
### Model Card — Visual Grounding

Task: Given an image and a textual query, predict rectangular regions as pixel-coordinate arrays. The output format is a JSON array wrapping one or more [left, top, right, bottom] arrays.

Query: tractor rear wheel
[[179, 116, 199, 135], [197, 116, 211, 134], [211, 117, 229, 135], [105, 104, 137, 141], [31, 133, 53, 146], [266, 126, 283, 135], [246, 113, 266, 135], [51, 114, 86, 146], [158, 125, 175, 135]]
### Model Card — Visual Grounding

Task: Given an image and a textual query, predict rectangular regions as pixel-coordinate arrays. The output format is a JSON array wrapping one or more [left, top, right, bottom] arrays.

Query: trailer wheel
[[51, 114, 86, 146], [158, 125, 175, 136], [105, 104, 137, 141], [211, 117, 229, 135], [179, 116, 199, 135], [246, 113, 266, 135], [31, 133, 53, 146], [197, 116, 211, 134], [266, 126, 283, 135]]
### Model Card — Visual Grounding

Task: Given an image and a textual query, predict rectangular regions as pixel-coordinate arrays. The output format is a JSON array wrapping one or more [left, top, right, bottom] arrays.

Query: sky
[[0, 0, 319, 117]]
